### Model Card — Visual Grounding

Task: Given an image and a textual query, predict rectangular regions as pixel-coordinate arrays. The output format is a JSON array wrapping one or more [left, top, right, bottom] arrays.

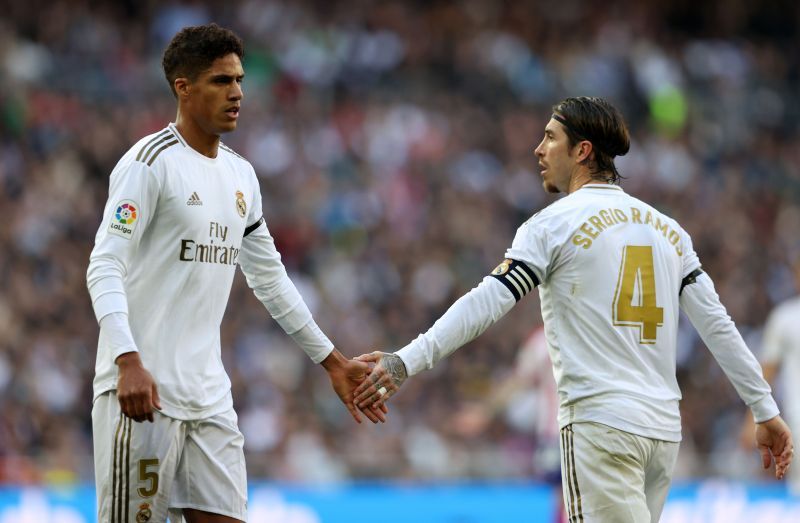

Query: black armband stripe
[[243, 217, 264, 237], [511, 266, 539, 291], [679, 268, 704, 295], [507, 270, 531, 294], [515, 261, 539, 286], [490, 259, 539, 302]]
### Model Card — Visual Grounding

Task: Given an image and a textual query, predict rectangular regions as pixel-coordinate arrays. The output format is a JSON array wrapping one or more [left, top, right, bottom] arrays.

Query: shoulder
[[627, 192, 683, 226], [128, 127, 184, 168], [522, 193, 586, 232], [512, 197, 578, 250], [219, 141, 255, 172], [771, 296, 800, 323]]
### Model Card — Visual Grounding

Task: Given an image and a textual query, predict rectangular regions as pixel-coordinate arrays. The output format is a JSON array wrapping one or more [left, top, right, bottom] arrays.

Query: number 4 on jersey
[[613, 245, 664, 344]]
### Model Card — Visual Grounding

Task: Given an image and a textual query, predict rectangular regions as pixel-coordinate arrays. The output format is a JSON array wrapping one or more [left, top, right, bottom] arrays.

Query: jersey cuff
[[395, 343, 427, 377], [489, 259, 539, 301], [749, 394, 780, 424]]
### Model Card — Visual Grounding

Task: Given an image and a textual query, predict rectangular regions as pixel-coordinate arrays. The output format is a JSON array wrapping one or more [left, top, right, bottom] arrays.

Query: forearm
[[290, 319, 335, 363], [87, 252, 130, 321], [396, 277, 516, 376], [99, 312, 139, 362], [681, 272, 778, 422], [239, 231, 333, 362]]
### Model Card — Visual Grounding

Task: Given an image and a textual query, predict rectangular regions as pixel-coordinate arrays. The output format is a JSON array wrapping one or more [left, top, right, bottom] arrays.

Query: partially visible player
[[355, 97, 794, 522], [755, 256, 800, 493], [87, 24, 383, 523]]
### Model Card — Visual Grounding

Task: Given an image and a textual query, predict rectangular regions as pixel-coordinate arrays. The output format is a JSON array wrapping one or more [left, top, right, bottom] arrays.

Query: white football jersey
[[504, 184, 698, 441], [87, 124, 332, 420], [397, 183, 777, 442], [762, 296, 800, 427]]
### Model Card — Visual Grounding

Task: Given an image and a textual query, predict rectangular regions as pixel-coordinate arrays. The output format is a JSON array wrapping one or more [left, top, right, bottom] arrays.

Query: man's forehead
[[203, 53, 243, 76], [545, 118, 565, 135]]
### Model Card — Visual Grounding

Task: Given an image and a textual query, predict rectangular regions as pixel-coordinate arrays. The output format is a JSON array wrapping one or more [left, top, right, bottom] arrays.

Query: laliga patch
[[492, 259, 512, 276], [108, 199, 139, 239]]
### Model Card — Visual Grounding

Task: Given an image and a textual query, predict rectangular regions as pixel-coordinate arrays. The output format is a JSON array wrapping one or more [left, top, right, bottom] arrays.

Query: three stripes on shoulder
[[136, 130, 244, 166], [136, 129, 182, 166]]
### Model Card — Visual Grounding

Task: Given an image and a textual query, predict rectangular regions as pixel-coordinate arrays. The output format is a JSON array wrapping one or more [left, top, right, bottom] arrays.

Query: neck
[[174, 111, 220, 158], [566, 169, 596, 194], [568, 170, 614, 194]]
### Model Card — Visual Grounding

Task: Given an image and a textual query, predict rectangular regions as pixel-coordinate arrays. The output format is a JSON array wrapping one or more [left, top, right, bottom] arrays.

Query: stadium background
[[0, 0, 799, 521]]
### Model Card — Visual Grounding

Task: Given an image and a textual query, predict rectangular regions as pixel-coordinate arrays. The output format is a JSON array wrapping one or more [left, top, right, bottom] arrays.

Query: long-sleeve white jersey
[[87, 123, 333, 420], [397, 184, 778, 442]]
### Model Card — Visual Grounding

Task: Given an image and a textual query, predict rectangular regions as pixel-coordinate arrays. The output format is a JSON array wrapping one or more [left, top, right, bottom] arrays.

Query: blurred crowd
[[1, 0, 799, 487]]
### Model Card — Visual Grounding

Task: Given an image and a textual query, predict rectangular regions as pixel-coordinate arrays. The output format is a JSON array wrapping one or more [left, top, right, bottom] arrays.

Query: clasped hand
[[353, 351, 408, 412]]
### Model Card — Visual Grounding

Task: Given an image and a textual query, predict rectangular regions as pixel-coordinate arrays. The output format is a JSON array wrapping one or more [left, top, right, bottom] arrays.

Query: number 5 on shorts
[[138, 458, 160, 498], [613, 245, 664, 344]]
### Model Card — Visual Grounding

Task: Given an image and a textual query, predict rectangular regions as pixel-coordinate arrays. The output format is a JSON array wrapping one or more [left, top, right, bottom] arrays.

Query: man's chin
[[542, 180, 561, 194], [214, 121, 238, 134]]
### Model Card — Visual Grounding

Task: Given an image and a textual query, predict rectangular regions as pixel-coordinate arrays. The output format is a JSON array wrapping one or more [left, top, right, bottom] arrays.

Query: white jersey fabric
[[397, 183, 778, 442], [762, 296, 800, 430], [87, 123, 333, 420]]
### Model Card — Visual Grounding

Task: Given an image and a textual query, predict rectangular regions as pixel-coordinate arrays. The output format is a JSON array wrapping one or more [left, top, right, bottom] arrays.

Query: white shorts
[[559, 422, 679, 523], [92, 391, 247, 522]]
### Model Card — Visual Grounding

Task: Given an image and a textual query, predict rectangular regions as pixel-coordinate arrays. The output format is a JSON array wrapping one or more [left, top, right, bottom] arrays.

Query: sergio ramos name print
[[108, 200, 139, 238]]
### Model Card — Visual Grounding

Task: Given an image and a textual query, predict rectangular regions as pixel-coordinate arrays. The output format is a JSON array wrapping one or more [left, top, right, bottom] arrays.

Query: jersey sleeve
[[243, 173, 265, 237], [395, 213, 553, 375], [679, 271, 779, 423], [86, 158, 161, 323], [396, 276, 517, 376], [504, 213, 559, 285], [679, 226, 702, 277], [238, 184, 334, 363]]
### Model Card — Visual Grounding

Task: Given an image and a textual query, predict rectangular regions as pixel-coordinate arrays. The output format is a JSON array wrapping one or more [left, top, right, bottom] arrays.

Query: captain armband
[[679, 268, 704, 295], [490, 259, 540, 301]]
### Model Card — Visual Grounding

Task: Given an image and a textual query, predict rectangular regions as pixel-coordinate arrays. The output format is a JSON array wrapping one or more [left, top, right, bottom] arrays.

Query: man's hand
[[755, 415, 794, 479], [116, 352, 161, 423], [321, 349, 388, 424], [353, 351, 407, 410]]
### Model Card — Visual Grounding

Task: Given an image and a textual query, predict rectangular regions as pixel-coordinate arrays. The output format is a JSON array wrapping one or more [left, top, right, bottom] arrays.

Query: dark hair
[[162, 23, 244, 98], [552, 97, 630, 184]]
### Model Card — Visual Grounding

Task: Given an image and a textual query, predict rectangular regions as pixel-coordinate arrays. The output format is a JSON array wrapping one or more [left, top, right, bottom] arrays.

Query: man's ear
[[575, 140, 594, 163], [174, 77, 190, 99]]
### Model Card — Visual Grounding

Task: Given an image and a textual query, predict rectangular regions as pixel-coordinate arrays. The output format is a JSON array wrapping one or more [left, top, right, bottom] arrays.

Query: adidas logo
[[186, 192, 203, 206]]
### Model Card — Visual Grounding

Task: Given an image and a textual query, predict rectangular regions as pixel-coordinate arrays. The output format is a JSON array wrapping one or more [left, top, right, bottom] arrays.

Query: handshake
[[321, 349, 408, 424]]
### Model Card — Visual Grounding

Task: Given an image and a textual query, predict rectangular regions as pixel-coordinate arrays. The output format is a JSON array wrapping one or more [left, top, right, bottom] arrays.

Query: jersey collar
[[580, 183, 624, 192]]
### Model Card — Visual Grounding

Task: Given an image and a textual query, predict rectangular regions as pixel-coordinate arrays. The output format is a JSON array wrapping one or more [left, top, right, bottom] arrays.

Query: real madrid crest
[[136, 503, 152, 522], [492, 259, 512, 276], [235, 190, 246, 218]]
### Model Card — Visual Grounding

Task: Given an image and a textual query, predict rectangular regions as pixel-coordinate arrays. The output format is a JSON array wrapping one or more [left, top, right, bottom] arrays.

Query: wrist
[[320, 348, 348, 372], [115, 351, 142, 368]]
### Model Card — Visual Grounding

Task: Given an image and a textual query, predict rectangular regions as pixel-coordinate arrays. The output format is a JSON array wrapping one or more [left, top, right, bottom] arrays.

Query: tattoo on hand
[[382, 353, 408, 387]]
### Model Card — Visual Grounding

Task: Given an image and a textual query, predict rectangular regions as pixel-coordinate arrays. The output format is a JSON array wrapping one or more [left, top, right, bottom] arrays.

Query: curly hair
[[552, 97, 630, 184], [162, 23, 244, 98]]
